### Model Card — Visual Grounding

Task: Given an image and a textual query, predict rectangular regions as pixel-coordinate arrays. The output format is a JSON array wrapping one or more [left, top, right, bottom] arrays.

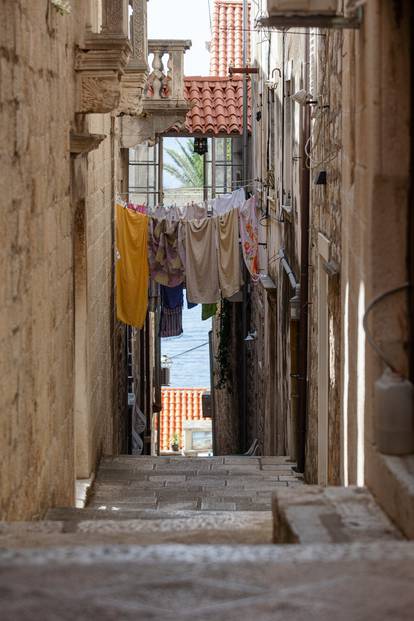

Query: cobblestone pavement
[[1, 455, 413, 620], [87, 455, 303, 512], [1, 542, 414, 620]]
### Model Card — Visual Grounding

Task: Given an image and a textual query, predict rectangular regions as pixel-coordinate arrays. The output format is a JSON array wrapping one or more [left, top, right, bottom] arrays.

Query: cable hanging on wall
[[363, 282, 411, 378]]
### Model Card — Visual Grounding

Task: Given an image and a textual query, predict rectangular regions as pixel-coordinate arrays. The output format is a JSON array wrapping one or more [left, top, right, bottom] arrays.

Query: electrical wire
[[169, 341, 209, 359], [362, 283, 411, 377]]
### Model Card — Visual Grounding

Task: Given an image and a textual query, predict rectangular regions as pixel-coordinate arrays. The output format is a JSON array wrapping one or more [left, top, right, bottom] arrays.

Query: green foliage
[[164, 139, 204, 187], [215, 299, 232, 391]]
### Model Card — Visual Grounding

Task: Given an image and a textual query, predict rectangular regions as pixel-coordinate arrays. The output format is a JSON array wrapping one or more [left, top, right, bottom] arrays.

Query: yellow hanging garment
[[115, 203, 149, 328]]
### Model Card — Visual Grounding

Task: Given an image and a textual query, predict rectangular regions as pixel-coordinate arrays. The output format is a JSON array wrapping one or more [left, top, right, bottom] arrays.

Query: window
[[129, 141, 160, 207]]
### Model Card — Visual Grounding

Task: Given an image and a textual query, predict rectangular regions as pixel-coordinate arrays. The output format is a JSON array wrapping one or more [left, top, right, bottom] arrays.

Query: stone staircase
[[1, 455, 413, 620]]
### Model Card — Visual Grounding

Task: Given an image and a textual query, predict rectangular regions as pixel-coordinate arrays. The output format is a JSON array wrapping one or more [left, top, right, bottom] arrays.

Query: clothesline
[[116, 187, 251, 223], [115, 189, 260, 333], [117, 178, 261, 195]]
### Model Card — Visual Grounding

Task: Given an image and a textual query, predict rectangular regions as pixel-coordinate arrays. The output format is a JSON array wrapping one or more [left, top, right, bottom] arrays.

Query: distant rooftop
[[209, 0, 251, 78], [160, 387, 208, 452]]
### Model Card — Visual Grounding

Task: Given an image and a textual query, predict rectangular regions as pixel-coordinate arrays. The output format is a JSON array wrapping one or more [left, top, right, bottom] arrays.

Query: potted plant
[[171, 433, 180, 452]]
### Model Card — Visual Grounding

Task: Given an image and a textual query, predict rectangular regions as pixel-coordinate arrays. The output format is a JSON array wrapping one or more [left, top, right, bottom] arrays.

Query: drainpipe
[[296, 33, 311, 474], [240, 0, 249, 452], [409, 4, 414, 384]]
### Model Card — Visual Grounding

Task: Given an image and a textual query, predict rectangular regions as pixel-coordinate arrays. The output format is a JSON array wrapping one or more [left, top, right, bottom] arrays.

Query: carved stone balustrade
[[118, 0, 149, 116], [75, 0, 132, 114], [121, 39, 192, 148]]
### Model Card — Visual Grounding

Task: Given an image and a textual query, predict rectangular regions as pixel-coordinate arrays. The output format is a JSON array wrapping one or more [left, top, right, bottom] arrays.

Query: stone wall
[[212, 302, 242, 455], [0, 1, 83, 519], [74, 113, 118, 478], [306, 30, 343, 485], [248, 23, 306, 461], [340, 1, 413, 535], [0, 1, 130, 519]]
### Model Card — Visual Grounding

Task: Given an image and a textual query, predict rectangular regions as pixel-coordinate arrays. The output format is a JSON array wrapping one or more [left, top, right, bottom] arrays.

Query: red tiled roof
[[160, 388, 207, 452], [209, 0, 251, 78], [170, 76, 251, 136]]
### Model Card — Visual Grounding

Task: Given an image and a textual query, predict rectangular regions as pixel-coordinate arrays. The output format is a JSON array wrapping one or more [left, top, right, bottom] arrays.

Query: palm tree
[[164, 139, 204, 187]]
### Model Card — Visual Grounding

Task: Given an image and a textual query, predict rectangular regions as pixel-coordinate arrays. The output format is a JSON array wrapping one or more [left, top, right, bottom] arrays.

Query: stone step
[[1, 542, 413, 620], [272, 485, 403, 543], [0, 511, 273, 547]]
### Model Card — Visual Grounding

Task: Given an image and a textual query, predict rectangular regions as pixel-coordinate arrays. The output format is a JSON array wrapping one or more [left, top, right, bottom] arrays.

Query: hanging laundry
[[160, 284, 184, 309], [127, 203, 147, 214], [160, 284, 184, 338], [212, 187, 245, 215], [186, 289, 197, 309], [148, 218, 185, 287], [115, 203, 149, 328], [160, 307, 183, 337], [184, 202, 207, 220], [160, 306, 183, 338], [185, 217, 220, 304], [202, 303, 217, 320], [217, 207, 242, 298], [178, 221, 187, 270], [239, 196, 260, 282]]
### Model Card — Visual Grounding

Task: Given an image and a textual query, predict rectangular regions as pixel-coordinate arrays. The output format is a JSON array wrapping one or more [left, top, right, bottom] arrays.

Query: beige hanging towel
[[185, 217, 220, 304], [217, 208, 242, 298], [115, 203, 149, 328]]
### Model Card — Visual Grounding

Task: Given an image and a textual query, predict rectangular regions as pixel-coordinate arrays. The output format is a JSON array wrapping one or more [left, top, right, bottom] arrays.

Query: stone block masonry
[[0, 2, 122, 519], [0, 1, 82, 519]]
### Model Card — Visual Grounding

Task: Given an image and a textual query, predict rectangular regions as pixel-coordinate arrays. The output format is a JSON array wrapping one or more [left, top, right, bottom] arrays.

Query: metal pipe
[[203, 152, 208, 201], [158, 136, 164, 206], [409, 2, 414, 384], [209, 330, 217, 455], [296, 33, 311, 474], [241, 0, 248, 452], [242, 0, 248, 182], [279, 248, 299, 290]]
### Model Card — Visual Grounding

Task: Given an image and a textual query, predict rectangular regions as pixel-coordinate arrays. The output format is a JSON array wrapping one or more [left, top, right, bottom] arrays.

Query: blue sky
[[148, 2, 212, 190], [148, 0, 211, 75]]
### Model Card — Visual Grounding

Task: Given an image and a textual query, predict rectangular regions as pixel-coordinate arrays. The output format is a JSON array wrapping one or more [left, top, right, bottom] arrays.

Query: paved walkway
[[1, 455, 413, 620], [87, 455, 302, 512]]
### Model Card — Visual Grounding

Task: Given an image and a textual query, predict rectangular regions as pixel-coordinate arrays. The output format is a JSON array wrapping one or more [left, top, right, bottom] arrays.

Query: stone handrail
[[120, 38, 192, 147], [146, 40, 191, 103]]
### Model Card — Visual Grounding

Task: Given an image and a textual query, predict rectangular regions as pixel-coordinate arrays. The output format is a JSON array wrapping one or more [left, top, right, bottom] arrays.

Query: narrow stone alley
[[2, 1, 414, 619]]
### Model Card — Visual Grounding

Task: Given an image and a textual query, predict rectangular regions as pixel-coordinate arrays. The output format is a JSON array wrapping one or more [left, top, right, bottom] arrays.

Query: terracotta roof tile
[[169, 76, 251, 136], [167, 1, 252, 137], [160, 388, 208, 452], [210, 0, 251, 78]]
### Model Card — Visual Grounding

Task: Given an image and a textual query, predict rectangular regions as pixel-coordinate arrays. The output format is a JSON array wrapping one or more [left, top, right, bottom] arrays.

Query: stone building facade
[[0, 0, 147, 520], [241, 0, 414, 537]]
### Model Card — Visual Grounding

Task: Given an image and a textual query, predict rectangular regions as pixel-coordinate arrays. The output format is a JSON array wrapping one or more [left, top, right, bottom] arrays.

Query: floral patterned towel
[[239, 196, 259, 282]]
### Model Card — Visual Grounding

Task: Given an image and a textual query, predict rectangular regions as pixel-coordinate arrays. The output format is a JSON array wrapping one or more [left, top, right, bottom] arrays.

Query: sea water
[[161, 303, 212, 389]]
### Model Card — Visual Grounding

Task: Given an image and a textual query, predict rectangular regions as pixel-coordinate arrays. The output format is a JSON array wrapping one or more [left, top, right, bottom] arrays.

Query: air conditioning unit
[[267, 0, 338, 14]]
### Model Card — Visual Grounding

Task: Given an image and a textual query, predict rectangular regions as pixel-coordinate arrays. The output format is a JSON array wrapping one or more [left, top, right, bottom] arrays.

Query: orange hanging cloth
[[115, 203, 149, 328]]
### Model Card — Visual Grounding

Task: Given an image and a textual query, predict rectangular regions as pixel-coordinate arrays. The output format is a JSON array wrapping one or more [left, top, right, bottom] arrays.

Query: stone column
[[101, 0, 129, 37]]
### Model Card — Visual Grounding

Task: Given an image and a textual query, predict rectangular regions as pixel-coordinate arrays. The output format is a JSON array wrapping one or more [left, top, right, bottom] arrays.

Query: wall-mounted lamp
[[193, 137, 208, 155], [291, 89, 318, 106], [244, 330, 257, 342], [314, 170, 327, 185], [161, 355, 172, 386]]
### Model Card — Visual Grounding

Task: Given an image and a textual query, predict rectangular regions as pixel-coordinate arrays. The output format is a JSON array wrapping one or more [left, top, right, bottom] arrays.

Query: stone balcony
[[121, 39, 192, 148]]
